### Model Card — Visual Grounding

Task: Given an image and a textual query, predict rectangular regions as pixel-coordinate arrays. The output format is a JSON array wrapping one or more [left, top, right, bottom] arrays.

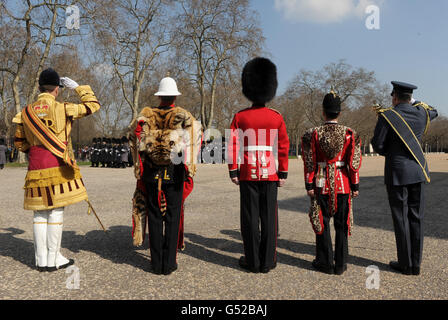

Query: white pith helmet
[[154, 77, 182, 96]]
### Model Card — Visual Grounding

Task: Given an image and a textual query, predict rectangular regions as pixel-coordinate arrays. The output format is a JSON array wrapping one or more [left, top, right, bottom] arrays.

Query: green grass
[[5, 161, 92, 168], [4, 162, 28, 168], [76, 161, 92, 166]]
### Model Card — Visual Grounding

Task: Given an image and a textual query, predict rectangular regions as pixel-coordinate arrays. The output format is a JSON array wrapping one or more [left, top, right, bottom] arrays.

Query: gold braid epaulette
[[413, 101, 434, 111], [372, 104, 393, 114], [413, 101, 433, 134]]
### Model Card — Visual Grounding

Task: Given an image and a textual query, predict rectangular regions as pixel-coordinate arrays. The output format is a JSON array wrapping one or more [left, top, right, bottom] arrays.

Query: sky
[[250, 0, 448, 115]]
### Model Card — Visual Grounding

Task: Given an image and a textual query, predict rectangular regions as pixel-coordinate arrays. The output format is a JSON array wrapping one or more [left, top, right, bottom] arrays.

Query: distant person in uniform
[[120, 136, 130, 168], [371, 81, 438, 276], [0, 138, 7, 170]]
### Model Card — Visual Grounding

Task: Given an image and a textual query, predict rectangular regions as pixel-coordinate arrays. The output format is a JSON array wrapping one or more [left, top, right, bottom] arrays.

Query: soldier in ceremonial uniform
[[129, 77, 201, 275], [301, 91, 362, 275], [228, 57, 290, 273], [106, 138, 113, 167], [371, 81, 438, 275], [13, 68, 100, 272], [120, 136, 130, 168], [90, 138, 100, 167], [99, 138, 108, 167]]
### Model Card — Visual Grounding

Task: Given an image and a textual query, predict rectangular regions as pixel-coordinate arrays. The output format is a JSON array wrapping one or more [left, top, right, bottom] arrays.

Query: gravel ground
[[0, 154, 447, 300]]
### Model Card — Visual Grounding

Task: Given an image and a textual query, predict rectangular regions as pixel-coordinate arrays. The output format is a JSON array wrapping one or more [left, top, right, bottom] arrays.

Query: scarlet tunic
[[303, 124, 361, 196], [228, 106, 289, 181]]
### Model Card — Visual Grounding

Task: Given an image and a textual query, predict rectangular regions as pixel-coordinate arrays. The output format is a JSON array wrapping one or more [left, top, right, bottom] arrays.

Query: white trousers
[[33, 208, 70, 268]]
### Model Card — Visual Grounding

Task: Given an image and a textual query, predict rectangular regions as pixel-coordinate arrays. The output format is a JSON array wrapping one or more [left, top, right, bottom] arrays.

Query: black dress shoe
[[152, 267, 163, 275], [312, 260, 334, 275], [412, 267, 420, 276], [47, 259, 75, 272], [260, 262, 277, 274], [334, 265, 347, 275], [37, 266, 47, 272], [238, 257, 259, 273], [163, 264, 178, 275], [389, 261, 412, 275]]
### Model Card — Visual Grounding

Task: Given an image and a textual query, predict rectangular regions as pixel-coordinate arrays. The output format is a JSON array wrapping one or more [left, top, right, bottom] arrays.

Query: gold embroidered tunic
[[13, 85, 100, 211]]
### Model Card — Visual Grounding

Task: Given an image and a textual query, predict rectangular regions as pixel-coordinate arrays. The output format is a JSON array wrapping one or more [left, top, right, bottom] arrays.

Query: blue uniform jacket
[[371, 102, 438, 186]]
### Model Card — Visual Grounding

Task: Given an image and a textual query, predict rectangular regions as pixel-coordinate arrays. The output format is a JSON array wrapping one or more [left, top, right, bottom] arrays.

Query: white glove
[[60, 77, 79, 89]]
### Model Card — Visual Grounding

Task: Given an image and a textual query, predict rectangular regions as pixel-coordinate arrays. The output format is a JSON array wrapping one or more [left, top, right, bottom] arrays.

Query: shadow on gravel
[[0, 228, 35, 270], [277, 173, 448, 240], [62, 225, 152, 272], [221, 229, 390, 271], [184, 232, 315, 272], [183, 232, 243, 271]]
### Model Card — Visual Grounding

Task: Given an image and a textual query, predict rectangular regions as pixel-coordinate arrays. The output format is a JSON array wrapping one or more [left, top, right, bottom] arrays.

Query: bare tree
[[175, 0, 263, 130], [0, 0, 79, 112], [280, 60, 389, 153], [85, 0, 174, 123], [276, 94, 308, 155], [423, 116, 448, 153]]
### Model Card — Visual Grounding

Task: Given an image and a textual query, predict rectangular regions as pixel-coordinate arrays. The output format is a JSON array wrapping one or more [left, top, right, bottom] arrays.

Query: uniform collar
[[159, 102, 175, 108], [325, 120, 338, 125], [394, 102, 412, 109], [37, 93, 56, 100], [251, 103, 266, 109]]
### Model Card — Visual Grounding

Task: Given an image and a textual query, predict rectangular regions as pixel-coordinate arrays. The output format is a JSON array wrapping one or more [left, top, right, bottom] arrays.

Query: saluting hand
[[60, 77, 79, 89]]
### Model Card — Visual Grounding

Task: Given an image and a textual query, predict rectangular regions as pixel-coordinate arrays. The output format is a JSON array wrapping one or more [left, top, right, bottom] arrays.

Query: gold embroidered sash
[[21, 105, 77, 169]]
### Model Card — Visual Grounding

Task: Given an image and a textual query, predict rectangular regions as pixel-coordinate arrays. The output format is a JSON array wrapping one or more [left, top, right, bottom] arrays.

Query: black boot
[[389, 261, 412, 275], [238, 256, 259, 273], [334, 264, 347, 275], [312, 260, 334, 275], [260, 261, 277, 274]]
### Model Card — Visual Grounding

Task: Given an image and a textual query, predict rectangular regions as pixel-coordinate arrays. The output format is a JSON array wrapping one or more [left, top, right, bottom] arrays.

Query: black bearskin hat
[[92, 138, 97, 143], [39, 68, 63, 87], [242, 57, 278, 104], [121, 136, 128, 143], [323, 90, 341, 113], [0, 138, 5, 145]]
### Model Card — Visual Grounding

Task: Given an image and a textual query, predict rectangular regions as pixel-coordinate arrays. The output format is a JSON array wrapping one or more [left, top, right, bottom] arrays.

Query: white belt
[[244, 146, 273, 152], [318, 161, 345, 168]]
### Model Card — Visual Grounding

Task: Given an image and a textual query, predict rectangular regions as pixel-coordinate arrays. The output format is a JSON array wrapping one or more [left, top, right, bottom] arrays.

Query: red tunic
[[301, 123, 362, 235], [302, 123, 362, 213], [228, 106, 289, 181]]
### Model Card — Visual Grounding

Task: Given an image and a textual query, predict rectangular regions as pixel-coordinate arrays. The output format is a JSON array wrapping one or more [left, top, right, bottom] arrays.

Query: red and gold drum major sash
[[21, 105, 77, 169]]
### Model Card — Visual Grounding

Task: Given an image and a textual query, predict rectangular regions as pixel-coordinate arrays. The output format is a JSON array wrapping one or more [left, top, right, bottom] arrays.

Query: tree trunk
[[28, 2, 58, 104]]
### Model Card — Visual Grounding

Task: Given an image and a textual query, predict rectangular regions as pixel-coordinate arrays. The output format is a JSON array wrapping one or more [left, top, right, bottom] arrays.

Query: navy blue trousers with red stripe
[[239, 181, 278, 270]]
